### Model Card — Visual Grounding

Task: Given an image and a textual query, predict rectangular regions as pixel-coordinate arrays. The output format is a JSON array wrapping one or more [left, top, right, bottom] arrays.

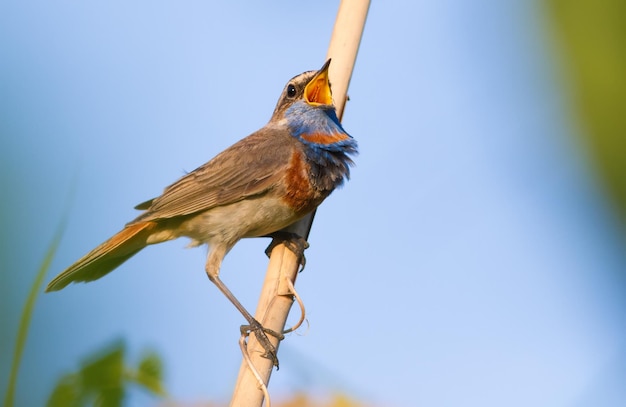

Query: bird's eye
[[287, 84, 297, 98]]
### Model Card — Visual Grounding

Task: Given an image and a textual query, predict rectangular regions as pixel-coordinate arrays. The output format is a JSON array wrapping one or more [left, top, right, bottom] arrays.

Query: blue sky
[[2, 1, 626, 406]]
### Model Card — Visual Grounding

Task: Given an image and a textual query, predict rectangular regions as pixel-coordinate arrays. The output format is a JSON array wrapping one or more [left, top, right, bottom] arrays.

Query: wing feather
[[133, 127, 294, 222]]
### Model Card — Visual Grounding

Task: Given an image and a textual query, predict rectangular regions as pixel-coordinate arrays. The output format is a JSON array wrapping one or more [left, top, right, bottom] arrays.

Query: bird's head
[[271, 59, 334, 120], [271, 59, 357, 191]]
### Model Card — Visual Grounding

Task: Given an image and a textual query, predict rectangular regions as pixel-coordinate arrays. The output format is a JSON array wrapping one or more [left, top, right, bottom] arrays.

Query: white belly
[[177, 196, 302, 247]]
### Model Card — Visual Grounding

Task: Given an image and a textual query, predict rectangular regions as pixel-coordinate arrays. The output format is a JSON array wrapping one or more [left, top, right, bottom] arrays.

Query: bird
[[46, 59, 358, 367]]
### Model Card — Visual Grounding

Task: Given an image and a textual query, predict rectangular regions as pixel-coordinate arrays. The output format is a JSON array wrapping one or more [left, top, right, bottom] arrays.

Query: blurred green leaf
[[3, 212, 67, 407], [546, 0, 626, 226], [81, 341, 125, 407], [131, 350, 166, 397], [46, 341, 167, 407], [47, 374, 81, 407]]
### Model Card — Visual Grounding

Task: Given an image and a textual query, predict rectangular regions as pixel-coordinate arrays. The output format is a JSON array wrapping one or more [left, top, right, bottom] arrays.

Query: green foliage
[[134, 350, 166, 396], [1, 199, 166, 407], [546, 0, 626, 226], [3, 216, 67, 407], [46, 341, 166, 407]]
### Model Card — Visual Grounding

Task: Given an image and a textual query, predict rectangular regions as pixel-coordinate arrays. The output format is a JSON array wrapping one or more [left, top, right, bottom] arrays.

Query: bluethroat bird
[[46, 59, 358, 366]]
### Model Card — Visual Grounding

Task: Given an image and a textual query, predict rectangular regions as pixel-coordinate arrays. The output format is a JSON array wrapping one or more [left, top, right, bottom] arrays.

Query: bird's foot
[[265, 231, 309, 272], [240, 319, 285, 369]]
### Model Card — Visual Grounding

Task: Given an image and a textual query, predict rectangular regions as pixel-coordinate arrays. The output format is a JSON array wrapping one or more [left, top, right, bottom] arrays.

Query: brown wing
[[132, 126, 294, 222]]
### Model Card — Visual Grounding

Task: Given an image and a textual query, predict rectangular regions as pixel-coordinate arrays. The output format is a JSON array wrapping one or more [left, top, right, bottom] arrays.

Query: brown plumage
[[46, 60, 358, 366]]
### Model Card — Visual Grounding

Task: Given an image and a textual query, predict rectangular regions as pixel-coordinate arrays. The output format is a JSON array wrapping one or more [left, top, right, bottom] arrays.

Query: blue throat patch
[[286, 101, 357, 149], [285, 101, 358, 190]]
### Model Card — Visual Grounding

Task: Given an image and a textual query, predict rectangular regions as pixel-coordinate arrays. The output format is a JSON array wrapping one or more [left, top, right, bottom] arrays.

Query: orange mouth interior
[[304, 65, 333, 105]]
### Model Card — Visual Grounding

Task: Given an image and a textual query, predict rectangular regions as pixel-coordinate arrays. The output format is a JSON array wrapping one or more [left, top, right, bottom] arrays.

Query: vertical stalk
[[229, 1, 369, 405]]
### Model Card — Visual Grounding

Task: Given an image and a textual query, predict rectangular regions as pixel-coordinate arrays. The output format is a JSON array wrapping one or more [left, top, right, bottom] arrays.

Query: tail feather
[[46, 221, 158, 292]]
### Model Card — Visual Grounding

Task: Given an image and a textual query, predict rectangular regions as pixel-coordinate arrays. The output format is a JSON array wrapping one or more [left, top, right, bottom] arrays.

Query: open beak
[[304, 59, 333, 106]]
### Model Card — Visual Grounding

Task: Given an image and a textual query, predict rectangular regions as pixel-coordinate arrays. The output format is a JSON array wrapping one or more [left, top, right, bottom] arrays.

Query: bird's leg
[[205, 245, 283, 368], [264, 231, 309, 272]]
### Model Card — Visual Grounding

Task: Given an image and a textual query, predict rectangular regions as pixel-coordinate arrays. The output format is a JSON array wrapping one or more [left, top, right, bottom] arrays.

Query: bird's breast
[[282, 150, 325, 214]]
